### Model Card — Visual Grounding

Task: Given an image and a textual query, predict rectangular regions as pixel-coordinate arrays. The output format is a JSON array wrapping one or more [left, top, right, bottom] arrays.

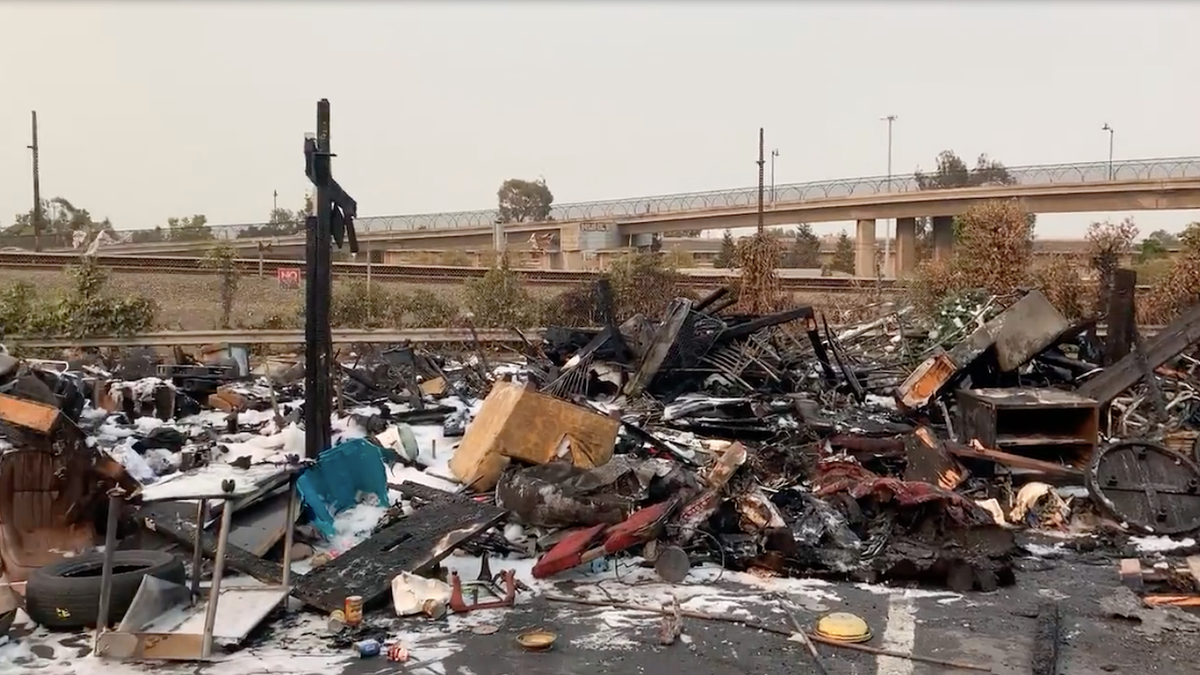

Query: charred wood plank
[[1078, 301, 1200, 406], [292, 495, 505, 612]]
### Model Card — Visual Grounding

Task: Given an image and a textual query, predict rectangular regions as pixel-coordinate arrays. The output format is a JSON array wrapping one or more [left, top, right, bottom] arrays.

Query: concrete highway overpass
[[49, 155, 1200, 275]]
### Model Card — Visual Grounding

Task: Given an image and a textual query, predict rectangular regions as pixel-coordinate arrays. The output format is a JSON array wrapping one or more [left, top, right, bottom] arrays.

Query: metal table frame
[[92, 467, 300, 660]]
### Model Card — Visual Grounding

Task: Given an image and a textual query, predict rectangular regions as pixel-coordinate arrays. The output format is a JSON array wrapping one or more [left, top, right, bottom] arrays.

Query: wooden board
[[0, 393, 59, 434], [292, 495, 505, 612], [226, 489, 295, 557]]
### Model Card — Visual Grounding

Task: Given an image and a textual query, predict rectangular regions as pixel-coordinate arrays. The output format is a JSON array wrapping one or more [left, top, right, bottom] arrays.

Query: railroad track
[[0, 251, 895, 291], [0, 251, 1156, 293]]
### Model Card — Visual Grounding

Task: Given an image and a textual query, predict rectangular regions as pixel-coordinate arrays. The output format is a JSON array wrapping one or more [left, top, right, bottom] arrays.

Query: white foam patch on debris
[[326, 502, 389, 553], [864, 394, 898, 410], [0, 610, 354, 675], [1130, 535, 1198, 553], [1024, 541, 1068, 557]]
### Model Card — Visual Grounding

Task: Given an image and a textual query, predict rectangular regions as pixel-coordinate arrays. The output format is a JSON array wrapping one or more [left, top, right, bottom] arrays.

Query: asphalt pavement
[[4, 537, 1200, 675]]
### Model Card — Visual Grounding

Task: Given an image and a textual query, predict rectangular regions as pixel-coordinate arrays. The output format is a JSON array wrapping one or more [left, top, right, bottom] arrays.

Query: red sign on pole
[[277, 267, 301, 289]]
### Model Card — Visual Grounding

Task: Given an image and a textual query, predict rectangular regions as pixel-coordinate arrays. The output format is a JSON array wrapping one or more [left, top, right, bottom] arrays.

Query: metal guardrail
[[9, 155, 1200, 252], [9, 324, 1163, 349], [9, 327, 543, 349]]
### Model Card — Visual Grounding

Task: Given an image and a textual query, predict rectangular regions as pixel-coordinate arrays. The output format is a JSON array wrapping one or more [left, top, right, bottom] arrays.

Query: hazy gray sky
[[3, 2, 1199, 239]]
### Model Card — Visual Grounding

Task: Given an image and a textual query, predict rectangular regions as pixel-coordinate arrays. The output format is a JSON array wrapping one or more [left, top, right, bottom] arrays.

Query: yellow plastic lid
[[815, 612, 872, 643]]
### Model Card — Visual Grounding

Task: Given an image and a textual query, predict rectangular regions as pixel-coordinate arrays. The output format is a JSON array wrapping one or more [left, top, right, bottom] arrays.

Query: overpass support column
[[895, 217, 918, 278], [932, 215, 954, 262], [855, 219, 877, 278]]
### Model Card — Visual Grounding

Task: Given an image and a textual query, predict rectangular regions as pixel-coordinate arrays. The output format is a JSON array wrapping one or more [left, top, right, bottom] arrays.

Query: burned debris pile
[[4, 278, 1200, 663]]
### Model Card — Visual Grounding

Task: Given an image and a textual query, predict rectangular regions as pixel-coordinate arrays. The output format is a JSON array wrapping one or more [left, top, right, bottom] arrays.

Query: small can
[[422, 598, 446, 620], [356, 639, 381, 658], [327, 609, 346, 633], [344, 595, 364, 626], [386, 642, 409, 662]]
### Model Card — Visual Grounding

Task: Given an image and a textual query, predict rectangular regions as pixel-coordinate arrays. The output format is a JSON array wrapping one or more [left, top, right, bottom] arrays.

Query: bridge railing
[[10, 155, 1200, 253]]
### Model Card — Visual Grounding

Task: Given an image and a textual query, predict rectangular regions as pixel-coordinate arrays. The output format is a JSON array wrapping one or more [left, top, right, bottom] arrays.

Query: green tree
[[168, 214, 213, 242], [714, 230, 737, 268], [497, 178, 554, 223], [914, 150, 1016, 190], [911, 150, 1021, 260], [832, 231, 854, 274], [7, 197, 114, 244], [239, 196, 311, 239], [785, 224, 821, 268], [1147, 229, 1179, 247]]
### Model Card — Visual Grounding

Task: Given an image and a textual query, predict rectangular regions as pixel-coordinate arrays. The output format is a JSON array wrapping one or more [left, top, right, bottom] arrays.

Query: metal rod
[[756, 128, 765, 233], [190, 499, 208, 597], [200, 504, 235, 659], [94, 491, 122, 641], [280, 477, 298, 588]]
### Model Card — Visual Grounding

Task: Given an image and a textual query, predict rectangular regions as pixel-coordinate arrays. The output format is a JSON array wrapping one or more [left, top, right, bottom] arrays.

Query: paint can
[[344, 595, 364, 626], [356, 639, 381, 658], [422, 598, 446, 620]]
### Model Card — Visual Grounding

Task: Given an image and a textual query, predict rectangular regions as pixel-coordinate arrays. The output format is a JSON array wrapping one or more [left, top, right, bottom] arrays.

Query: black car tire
[[24, 549, 186, 630]]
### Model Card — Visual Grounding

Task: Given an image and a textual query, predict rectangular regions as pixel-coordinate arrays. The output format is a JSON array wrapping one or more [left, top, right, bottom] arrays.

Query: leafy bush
[[394, 289, 455, 328], [1, 258, 159, 338], [331, 278, 394, 328], [606, 252, 690, 320], [464, 257, 537, 327]]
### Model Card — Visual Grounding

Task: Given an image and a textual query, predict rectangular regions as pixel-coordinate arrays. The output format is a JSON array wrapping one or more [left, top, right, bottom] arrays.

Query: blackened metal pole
[[305, 100, 334, 457], [756, 128, 765, 233]]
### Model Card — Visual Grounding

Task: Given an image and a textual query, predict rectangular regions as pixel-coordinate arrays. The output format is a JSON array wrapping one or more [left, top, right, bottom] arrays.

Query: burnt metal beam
[[304, 99, 359, 457]]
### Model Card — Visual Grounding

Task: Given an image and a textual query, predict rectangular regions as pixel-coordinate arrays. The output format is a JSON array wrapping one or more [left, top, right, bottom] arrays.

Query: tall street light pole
[[881, 115, 897, 277], [1101, 123, 1115, 180], [770, 149, 780, 205]]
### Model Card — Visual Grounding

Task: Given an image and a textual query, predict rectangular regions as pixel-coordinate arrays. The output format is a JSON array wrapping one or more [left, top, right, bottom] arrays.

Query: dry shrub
[[952, 199, 1034, 295], [907, 258, 962, 316], [1143, 222, 1200, 323], [736, 230, 783, 314], [1032, 255, 1090, 321], [909, 199, 1034, 318], [1085, 218, 1138, 311]]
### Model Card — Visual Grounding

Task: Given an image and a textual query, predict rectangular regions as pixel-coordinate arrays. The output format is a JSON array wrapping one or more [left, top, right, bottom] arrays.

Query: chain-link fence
[[4, 155, 1198, 255]]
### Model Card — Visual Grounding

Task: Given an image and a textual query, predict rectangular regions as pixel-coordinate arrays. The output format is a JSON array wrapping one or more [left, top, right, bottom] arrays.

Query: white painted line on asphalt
[[876, 594, 916, 675]]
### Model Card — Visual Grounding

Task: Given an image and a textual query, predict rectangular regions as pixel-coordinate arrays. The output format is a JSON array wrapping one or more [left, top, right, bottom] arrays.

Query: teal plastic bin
[[296, 438, 390, 538]]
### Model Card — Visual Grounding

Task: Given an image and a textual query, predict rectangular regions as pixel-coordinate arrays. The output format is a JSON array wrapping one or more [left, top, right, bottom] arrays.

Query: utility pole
[[28, 111, 42, 252], [1101, 123, 1115, 180], [756, 128, 765, 233], [881, 115, 897, 277], [770, 148, 780, 206], [273, 190, 278, 212]]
